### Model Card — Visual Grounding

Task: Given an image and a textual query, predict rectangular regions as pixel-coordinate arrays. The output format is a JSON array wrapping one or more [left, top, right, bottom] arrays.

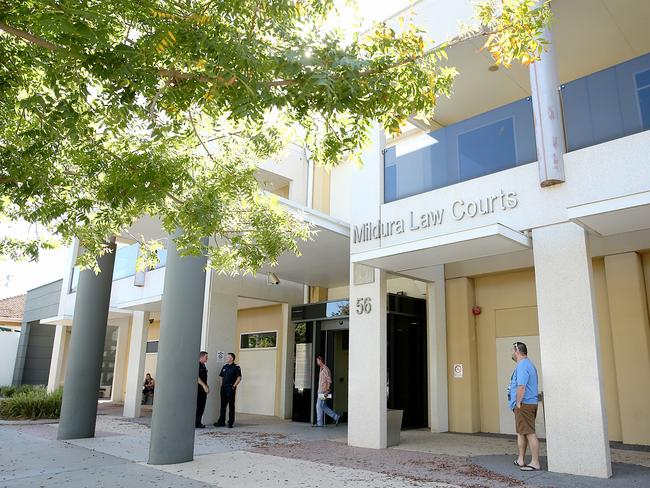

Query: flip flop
[[520, 465, 541, 471], [513, 460, 525, 467]]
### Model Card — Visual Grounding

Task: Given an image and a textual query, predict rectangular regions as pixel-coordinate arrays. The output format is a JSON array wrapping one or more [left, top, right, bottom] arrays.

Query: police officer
[[214, 352, 242, 428], [196, 351, 209, 428]]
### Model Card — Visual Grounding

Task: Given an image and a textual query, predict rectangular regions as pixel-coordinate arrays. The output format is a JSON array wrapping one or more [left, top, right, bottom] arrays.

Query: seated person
[[141, 373, 155, 405]]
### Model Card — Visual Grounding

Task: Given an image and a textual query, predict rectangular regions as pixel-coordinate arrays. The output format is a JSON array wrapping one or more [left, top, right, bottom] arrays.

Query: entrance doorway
[[387, 294, 428, 429], [290, 295, 428, 428]]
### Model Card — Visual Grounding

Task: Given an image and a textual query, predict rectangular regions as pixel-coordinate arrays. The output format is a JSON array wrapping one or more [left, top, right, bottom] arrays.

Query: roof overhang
[[260, 199, 351, 288], [352, 224, 531, 278], [568, 191, 650, 236]]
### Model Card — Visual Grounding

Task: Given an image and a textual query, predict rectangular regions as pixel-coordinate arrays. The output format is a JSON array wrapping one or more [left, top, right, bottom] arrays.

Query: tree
[[0, 0, 550, 272]]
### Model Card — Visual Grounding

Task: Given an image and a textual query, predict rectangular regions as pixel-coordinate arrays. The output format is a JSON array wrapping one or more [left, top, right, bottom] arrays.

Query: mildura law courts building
[[9, 0, 650, 480]]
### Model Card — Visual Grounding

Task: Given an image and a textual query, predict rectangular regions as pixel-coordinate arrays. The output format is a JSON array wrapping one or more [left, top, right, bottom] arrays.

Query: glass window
[[326, 300, 349, 318], [240, 331, 277, 349], [145, 341, 159, 353], [636, 69, 650, 130], [458, 118, 516, 181]]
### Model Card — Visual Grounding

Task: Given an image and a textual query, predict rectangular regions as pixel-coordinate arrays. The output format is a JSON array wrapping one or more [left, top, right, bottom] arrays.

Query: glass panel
[[240, 331, 277, 349], [155, 248, 167, 268], [638, 85, 650, 130], [113, 243, 139, 280], [384, 97, 535, 202], [384, 163, 397, 203], [70, 242, 167, 292], [145, 341, 159, 353], [326, 300, 349, 318], [635, 68, 650, 88], [70, 266, 80, 292], [561, 52, 650, 152], [458, 118, 516, 180]]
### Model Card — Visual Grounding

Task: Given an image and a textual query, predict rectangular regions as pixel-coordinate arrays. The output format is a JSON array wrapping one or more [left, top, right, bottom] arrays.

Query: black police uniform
[[196, 362, 208, 427], [216, 363, 242, 427]]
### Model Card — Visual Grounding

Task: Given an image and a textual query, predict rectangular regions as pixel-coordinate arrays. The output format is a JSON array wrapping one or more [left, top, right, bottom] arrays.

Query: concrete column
[[123, 311, 149, 418], [280, 303, 295, 419], [348, 264, 387, 449], [201, 291, 238, 426], [445, 277, 480, 433], [529, 15, 566, 187], [603, 252, 650, 445], [58, 242, 116, 440], [47, 325, 67, 392], [533, 222, 611, 478], [111, 321, 130, 403], [148, 233, 207, 465], [426, 266, 448, 432]]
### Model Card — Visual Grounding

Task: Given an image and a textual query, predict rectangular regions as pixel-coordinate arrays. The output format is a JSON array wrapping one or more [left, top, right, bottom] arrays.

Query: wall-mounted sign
[[453, 364, 464, 378], [294, 343, 312, 390], [353, 189, 519, 244], [216, 351, 225, 362]]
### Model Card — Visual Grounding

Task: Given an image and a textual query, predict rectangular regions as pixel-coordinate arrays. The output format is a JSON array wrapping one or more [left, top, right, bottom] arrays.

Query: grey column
[[58, 243, 116, 440], [148, 232, 207, 465]]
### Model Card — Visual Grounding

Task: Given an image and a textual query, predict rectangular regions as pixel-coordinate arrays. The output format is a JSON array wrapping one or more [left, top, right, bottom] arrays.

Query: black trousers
[[196, 388, 207, 425], [218, 385, 236, 426]]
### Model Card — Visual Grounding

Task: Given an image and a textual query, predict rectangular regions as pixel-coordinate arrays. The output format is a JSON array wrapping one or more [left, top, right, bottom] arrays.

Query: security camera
[[267, 272, 280, 285]]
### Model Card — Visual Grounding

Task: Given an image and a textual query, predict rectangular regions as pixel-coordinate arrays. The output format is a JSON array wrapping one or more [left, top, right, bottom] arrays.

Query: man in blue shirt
[[508, 341, 540, 471]]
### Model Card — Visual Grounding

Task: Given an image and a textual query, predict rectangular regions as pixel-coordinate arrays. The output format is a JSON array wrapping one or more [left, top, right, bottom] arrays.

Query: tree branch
[[0, 21, 63, 51]]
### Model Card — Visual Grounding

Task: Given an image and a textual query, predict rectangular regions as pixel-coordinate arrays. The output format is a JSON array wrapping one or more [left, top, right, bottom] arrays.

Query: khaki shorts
[[514, 403, 538, 435]]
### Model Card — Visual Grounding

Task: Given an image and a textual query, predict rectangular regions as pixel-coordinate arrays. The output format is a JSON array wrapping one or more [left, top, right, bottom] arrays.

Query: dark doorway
[[387, 293, 428, 429]]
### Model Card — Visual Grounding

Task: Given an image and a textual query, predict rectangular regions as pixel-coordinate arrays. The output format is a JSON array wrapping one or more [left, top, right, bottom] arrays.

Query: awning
[[568, 190, 650, 236], [351, 223, 531, 279]]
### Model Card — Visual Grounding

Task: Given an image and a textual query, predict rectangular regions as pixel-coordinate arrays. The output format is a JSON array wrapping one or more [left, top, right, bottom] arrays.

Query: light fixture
[[267, 272, 280, 285]]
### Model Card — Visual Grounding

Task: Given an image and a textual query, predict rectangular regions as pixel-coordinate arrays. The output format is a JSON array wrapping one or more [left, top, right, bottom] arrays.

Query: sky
[[0, 220, 69, 300], [0, 0, 415, 301]]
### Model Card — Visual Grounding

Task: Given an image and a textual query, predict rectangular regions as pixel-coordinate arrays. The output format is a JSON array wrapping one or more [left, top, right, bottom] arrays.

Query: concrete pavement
[[1, 411, 649, 487]]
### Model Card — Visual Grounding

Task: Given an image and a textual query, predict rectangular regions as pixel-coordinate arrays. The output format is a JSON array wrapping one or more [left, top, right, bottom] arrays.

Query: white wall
[[0, 331, 20, 386], [236, 349, 277, 416], [330, 160, 353, 222], [258, 144, 308, 206]]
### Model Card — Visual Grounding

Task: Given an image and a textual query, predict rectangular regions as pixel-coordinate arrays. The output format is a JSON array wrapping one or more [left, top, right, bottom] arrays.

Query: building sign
[[353, 189, 519, 244]]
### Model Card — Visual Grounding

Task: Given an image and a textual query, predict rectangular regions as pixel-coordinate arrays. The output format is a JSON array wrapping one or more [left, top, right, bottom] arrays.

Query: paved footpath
[[1, 414, 649, 487]]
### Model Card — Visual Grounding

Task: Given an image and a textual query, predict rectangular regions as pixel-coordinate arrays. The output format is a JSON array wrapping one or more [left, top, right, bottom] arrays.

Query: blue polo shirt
[[508, 357, 538, 410]]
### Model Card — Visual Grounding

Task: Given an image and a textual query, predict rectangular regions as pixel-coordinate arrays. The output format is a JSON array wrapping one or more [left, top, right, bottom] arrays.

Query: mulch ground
[[252, 440, 527, 488]]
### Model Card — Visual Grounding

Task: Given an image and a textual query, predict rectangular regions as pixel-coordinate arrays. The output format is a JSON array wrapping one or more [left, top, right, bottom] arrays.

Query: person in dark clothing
[[214, 352, 242, 428], [141, 373, 155, 405], [196, 351, 209, 428]]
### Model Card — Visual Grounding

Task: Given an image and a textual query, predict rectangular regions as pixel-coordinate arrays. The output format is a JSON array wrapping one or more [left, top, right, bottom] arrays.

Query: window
[[326, 300, 349, 318], [240, 331, 277, 349], [146, 341, 159, 353], [636, 69, 650, 130], [458, 118, 517, 181]]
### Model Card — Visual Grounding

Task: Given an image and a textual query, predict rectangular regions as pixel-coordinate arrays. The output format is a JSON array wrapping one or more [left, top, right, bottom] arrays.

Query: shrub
[[0, 387, 62, 420], [0, 384, 45, 398]]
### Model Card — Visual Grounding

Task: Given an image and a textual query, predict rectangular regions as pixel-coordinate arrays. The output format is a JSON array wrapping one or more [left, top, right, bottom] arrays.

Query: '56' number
[[355, 297, 372, 315]]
